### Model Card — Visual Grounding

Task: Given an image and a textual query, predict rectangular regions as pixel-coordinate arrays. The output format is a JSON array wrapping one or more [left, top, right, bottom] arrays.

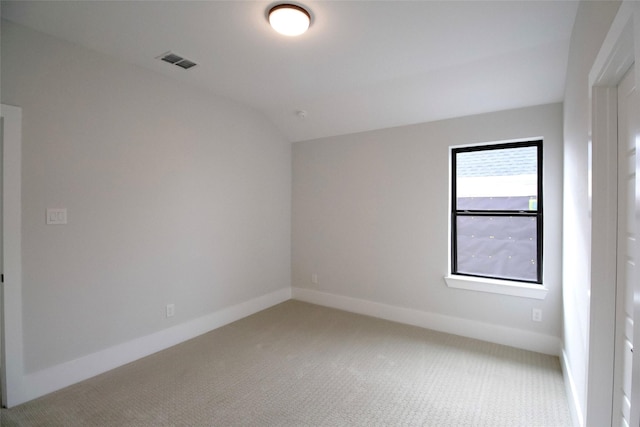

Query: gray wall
[[292, 103, 563, 341], [1, 20, 291, 373], [562, 1, 621, 424]]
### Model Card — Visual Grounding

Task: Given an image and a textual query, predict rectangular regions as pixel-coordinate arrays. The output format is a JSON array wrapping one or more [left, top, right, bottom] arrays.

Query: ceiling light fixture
[[268, 4, 311, 37]]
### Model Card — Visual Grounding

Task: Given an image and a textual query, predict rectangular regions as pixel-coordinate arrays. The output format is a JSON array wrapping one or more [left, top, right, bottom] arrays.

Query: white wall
[[292, 103, 563, 354], [561, 1, 620, 425], [1, 19, 291, 378]]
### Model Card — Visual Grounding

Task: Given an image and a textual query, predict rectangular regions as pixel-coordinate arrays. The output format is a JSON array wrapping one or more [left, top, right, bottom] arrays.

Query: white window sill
[[444, 275, 548, 300]]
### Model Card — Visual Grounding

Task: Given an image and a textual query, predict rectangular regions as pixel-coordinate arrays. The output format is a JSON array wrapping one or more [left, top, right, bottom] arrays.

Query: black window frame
[[451, 140, 543, 284]]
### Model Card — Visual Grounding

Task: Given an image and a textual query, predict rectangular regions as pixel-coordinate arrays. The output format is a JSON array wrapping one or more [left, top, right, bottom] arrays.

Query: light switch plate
[[46, 208, 67, 225]]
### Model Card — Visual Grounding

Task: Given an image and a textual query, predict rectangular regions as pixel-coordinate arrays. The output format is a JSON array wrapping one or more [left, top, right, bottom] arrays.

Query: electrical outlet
[[311, 273, 319, 285], [532, 308, 542, 322], [166, 304, 175, 318]]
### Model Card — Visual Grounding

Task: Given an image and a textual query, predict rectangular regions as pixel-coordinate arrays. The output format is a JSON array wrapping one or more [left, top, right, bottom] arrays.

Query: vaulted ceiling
[[1, 1, 579, 142]]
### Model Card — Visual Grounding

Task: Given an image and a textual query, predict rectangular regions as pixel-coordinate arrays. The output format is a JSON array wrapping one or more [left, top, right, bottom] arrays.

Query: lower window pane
[[456, 216, 537, 282]]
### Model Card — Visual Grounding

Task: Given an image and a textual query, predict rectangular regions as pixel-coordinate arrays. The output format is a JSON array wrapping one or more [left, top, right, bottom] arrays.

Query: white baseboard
[[292, 287, 561, 356], [11, 287, 291, 407], [11, 286, 562, 407], [560, 349, 584, 427]]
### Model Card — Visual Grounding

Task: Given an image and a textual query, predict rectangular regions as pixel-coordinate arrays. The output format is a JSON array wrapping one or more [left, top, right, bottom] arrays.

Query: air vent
[[158, 52, 198, 70], [175, 59, 197, 70]]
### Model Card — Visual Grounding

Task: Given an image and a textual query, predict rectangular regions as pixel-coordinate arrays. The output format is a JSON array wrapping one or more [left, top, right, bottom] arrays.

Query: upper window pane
[[456, 146, 538, 211]]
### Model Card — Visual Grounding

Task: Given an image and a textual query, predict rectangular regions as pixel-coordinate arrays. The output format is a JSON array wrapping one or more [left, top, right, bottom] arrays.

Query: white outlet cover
[[532, 308, 542, 322], [166, 304, 175, 318]]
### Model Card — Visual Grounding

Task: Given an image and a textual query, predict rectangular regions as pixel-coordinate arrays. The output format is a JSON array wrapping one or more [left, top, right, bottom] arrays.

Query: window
[[451, 140, 542, 284]]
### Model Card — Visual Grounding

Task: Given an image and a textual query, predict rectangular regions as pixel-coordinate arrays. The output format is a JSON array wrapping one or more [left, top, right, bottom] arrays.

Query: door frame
[[588, 1, 640, 426], [1, 104, 23, 408]]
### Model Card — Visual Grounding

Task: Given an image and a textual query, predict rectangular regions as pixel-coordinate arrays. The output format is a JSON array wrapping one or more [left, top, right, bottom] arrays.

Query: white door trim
[[1, 104, 23, 408], [587, 2, 640, 426]]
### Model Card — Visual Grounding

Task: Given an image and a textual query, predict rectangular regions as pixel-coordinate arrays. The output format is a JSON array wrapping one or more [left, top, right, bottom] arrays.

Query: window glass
[[451, 141, 542, 283], [456, 146, 538, 211], [455, 216, 537, 282]]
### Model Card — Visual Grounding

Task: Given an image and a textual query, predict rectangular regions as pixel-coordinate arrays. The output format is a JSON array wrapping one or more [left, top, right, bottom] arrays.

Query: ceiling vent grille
[[158, 52, 198, 70]]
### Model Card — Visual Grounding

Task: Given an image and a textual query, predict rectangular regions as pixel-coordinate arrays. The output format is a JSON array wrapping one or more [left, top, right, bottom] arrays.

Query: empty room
[[1, 1, 639, 426]]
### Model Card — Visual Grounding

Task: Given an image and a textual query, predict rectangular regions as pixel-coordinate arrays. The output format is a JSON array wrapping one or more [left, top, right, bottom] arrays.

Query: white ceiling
[[1, 1, 579, 142]]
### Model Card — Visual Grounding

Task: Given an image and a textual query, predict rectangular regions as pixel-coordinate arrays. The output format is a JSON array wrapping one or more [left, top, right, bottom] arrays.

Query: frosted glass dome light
[[269, 4, 311, 36]]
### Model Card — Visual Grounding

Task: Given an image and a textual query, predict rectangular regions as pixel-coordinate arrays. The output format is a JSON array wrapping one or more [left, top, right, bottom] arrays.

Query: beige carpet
[[1, 300, 571, 426]]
